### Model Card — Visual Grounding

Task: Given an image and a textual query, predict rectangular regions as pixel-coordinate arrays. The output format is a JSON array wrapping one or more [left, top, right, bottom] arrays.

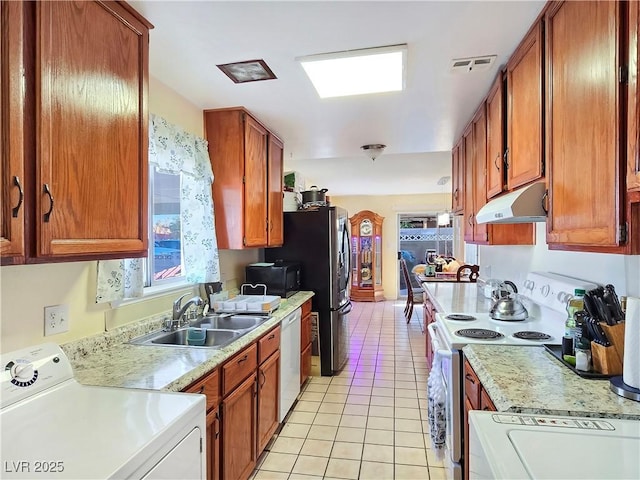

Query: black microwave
[[245, 261, 301, 298]]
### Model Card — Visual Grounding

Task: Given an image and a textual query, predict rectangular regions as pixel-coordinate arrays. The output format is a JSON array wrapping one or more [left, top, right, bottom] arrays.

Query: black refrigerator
[[265, 206, 351, 375]]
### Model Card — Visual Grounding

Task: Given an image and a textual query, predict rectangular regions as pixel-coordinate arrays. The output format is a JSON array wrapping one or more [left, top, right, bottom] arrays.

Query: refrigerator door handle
[[341, 223, 351, 290], [340, 301, 353, 315]]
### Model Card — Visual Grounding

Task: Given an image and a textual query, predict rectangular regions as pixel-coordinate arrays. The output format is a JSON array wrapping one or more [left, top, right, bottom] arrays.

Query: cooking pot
[[301, 186, 328, 204]]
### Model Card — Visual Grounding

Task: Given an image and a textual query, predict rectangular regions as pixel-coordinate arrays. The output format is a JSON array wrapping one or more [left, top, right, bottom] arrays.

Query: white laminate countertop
[[464, 345, 640, 420], [420, 282, 493, 314], [61, 291, 314, 392]]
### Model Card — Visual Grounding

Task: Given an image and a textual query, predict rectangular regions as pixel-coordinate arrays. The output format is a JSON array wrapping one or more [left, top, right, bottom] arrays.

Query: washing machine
[[1, 343, 206, 479]]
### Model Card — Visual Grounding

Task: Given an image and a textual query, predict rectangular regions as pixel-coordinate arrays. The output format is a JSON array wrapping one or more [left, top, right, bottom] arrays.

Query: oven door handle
[[427, 323, 453, 359]]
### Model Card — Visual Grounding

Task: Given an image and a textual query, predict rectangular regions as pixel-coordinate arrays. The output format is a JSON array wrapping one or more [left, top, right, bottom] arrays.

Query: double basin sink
[[130, 314, 270, 349]]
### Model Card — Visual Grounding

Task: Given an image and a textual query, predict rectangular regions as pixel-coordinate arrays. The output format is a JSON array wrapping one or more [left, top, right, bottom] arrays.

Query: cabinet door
[[36, 1, 148, 258], [506, 21, 543, 190], [451, 140, 464, 214], [222, 373, 257, 480], [243, 115, 268, 247], [463, 125, 475, 243], [546, 1, 624, 249], [629, 0, 640, 192], [0, 1, 26, 263], [472, 104, 488, 244], [267, 135, 284, 246], [206, 408, 221, 480], [300, 343, 312, 386], [486, 73, 505, 199], [257, 351, 280, 454]]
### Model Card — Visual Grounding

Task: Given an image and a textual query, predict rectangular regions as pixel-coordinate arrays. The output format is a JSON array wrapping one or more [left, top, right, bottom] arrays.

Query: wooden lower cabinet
[[423, 295, 438, 366], [463, 359, 496, 479], [257, 351, 280, 453], [301, 343, 312, 385], [206, 408, 221, 480], [222, 373, 257, 480], [300, 299, 313, 385]]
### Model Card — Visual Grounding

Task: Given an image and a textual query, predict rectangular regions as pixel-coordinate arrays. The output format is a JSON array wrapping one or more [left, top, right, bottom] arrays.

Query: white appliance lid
[[1, 381, 204, 479]]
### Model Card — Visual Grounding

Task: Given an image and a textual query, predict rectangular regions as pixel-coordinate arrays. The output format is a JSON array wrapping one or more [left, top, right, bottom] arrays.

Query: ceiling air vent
[[450, 55, 497, 73]]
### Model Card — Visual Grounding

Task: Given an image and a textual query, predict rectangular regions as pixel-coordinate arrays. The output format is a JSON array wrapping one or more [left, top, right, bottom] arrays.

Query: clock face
[[360, 220, 372, 236]]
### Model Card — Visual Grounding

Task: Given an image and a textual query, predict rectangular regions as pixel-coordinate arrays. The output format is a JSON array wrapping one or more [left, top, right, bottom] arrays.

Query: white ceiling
[[131, 0, 545, 196]]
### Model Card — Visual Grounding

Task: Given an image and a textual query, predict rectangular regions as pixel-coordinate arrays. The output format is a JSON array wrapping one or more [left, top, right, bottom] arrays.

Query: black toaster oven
[[245, 261, 301, 298]]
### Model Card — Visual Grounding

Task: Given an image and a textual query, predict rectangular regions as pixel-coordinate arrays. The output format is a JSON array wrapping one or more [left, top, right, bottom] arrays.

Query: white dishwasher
[[279, 307, 302, 422], [1, 343, 206, 479]]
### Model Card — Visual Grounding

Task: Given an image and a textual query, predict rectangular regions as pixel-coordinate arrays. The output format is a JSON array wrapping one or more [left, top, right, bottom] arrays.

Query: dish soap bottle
[[564, 288, 586, 353]]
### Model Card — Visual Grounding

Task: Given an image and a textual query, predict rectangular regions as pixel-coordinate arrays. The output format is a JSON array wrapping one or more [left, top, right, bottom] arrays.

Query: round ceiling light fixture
[[361, 144, 386, 161]]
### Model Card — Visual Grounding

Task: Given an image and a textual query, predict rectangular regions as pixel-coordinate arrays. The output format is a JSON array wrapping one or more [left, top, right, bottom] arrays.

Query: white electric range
[[428, 272, 598, 480]]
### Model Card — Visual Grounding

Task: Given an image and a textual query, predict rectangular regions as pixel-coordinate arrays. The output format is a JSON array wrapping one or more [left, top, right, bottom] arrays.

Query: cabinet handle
[[268, 333, 275, 340], [43, 184, 54, 222], [467, 214, 473, 226], [541, 190, 548, 214], [503, 148, 510, 169], [260, 369, 266, 388], [237, 354, 248, 364], [214, 411, 220, 438], [11, 176, 24, 218], [465, 373, 476, 384], [494, 153, 501, 171], [198, 385, 206, 394], [482, 406, 491, 411], [454, 188, 458, 199]]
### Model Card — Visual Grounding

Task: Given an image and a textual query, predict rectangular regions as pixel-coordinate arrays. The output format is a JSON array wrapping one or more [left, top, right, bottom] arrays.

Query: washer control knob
[[6, 360, 38, 387]]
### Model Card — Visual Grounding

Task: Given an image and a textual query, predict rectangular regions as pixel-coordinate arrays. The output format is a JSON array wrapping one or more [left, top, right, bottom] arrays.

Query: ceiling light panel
[[298, 44, 407, 98]]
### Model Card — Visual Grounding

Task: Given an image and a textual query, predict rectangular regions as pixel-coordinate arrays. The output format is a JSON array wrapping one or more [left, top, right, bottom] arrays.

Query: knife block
[[591, 341, 623, 375], [601, 323, 625, 362]]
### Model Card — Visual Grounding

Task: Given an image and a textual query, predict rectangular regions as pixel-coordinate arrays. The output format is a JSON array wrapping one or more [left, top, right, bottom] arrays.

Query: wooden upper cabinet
[[2, 1, 151, 264], [35, 1, 150, 259], [506, 19, 544, 190], [628, 0, 640, 193], [451, 139, 464, 214], [1, 1, 26, 264], [204, 107, 283, 249], [546, 0, 625, 250], [472, 105, 489, 244], [486, 73, 506, 199], [267, 135, 284, 246], [463, 124, 475, 243]]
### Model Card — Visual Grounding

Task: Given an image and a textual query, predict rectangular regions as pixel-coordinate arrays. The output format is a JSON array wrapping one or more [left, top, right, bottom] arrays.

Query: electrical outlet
[[44, 304, 69, 336]]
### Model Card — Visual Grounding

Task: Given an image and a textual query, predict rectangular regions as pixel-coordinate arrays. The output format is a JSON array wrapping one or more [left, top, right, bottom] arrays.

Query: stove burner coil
[[455, 328, 504, 339], [513, 331, 552, 341], [445, 314, 477, 321]]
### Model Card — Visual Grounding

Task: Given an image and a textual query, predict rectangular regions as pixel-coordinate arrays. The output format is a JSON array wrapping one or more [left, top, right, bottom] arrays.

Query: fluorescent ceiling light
[[297, 44, 407, 98]]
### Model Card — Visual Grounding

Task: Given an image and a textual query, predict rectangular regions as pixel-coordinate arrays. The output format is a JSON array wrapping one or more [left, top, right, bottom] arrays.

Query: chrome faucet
[[166, 294, 204, 330]]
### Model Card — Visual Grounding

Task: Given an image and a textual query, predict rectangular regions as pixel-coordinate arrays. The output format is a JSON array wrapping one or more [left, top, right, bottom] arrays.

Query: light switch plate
[[44, 304, 70, 336]]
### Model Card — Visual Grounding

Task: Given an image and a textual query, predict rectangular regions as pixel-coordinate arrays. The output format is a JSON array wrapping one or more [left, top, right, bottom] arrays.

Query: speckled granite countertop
[[464, 345, 640, 420], [62, 291, 314, 392], [420, 282, 493, 314]]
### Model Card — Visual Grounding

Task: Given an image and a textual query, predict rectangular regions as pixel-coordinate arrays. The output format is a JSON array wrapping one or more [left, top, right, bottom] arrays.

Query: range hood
[[476, 182, 547, 224]]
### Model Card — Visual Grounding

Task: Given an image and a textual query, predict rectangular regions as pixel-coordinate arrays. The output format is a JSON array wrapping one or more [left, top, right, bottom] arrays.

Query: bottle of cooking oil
[[564, 289, 586, 353]]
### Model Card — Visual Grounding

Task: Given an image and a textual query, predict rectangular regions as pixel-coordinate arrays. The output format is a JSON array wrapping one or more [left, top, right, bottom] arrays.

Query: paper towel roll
[[623, 296, 640, 389]]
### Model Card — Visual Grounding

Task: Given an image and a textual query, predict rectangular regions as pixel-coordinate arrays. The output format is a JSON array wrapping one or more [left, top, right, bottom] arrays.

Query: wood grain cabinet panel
[[206, 408, 221, 480], [258, 325, 280, 364], [0, 1, 26, 263], [222, 373, 257, 480], [204, 107, 283, 249], [222, 343, 257, 397], [451, 139, 465, 214], [546, 0, 627, 251], [463, 124, 475, 243], [629, 0, 640, 193], [257, 350, 280, 454], [506, 20, 544, 190], [2, 0, 151, 264], [486, 73, 506, 199]]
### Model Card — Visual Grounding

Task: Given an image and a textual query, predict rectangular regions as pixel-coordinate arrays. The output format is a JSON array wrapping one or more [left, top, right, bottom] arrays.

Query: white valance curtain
[[96, 114, 220, 304]]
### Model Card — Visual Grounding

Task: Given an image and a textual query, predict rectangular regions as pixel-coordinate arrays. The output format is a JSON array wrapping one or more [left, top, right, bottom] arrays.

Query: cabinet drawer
[[301, 299, 312, 318], [301, 343, 312, 385], [464, 360, 481, 410], [184, 369, 220, 412], [259, 326, 281, 364], [480, 388, 496, 412], [223, 344, 258, 397], [301, 313, 312, 349]]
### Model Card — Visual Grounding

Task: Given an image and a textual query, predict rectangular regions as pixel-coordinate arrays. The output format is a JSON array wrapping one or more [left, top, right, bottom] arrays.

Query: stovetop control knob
[[5, 360, 38, 387], [540, 284, 550, 297]]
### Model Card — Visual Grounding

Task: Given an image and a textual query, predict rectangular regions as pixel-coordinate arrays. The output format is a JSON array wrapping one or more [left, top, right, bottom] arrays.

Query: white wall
[[478, 223, 640, 297], [0, 77, 258, 352]]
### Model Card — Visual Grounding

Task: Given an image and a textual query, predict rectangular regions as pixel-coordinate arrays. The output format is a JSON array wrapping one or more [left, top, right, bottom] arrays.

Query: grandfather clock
[[349, 210, 384, 302]]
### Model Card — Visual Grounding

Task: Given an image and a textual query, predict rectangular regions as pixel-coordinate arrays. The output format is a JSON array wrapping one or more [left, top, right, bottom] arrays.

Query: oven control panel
[[523, 272, 598, 314], [1, 343, 73, 409], [492, 414, 615, 431]]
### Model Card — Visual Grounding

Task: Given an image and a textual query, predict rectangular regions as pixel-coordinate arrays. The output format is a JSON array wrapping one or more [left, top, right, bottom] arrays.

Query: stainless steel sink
[[153, 329, 240, 347], [191, 314, 267, 331]]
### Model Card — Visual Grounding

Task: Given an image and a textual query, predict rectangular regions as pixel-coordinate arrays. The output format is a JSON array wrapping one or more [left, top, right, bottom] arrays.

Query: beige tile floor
[[251, 300, 449, 480]]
